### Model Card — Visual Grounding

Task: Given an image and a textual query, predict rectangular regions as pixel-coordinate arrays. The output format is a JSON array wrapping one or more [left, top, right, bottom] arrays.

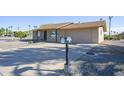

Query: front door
[[44, 31, 47, 41]]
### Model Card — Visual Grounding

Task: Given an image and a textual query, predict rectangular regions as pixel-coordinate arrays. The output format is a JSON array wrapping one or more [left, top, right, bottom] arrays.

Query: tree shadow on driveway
[[0, 47, 65, 66], [0, 47, 66, 76], [0, 44, 93, 76], [0, 44, 91, 67], [12, 64, 64, 76]]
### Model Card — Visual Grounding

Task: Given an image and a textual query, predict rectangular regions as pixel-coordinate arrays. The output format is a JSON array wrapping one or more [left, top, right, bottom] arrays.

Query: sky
[[0, 16, 124, 33]]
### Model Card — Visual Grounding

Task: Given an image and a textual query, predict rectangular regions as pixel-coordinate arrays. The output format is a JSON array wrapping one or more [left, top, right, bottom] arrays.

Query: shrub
[[104, 34, 121, 40], [104, 34, 110, 40], [14, 31, 28, 39]]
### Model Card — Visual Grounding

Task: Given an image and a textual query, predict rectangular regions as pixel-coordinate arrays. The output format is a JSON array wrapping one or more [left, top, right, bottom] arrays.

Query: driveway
[[103, 40, 124, 47], [0, 40, 94, 76]]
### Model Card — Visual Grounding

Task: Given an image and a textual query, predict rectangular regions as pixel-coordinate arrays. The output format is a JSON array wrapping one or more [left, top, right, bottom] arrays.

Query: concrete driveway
[[103, 40, 124, 47], [0, 40, 94, 76]]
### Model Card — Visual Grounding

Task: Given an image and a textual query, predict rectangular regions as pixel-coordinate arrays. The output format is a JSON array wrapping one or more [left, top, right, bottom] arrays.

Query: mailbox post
[[65, 42, 69, 65], [60, 36, 72, 75]]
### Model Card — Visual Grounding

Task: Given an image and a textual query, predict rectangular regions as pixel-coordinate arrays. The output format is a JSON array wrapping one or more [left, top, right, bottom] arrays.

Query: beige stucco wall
[[58, 28, 99, 43]]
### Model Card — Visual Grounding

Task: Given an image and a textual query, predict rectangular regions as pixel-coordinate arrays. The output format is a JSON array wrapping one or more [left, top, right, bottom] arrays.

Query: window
[[50, 30, 57, 38]]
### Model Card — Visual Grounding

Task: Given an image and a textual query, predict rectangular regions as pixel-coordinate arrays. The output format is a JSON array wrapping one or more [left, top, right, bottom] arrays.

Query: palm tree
[[5, 28, 8, 36], [8, 26, 11, 36], [10, 26, 13, 39], [8, 26, 10, 31], [10, 26, 13, 31], [10, 26, 13, 35], [17, 27, 20, 31], [28, 25, 31, 37], [109, 16, 113, 39], [33, 26, 37, 29], [28, 25, 31, 30], [100, 18, 103, 21]]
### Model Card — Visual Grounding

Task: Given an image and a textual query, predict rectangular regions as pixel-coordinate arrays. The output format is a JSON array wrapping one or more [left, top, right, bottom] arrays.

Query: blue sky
[[0, 16, 124, 33]]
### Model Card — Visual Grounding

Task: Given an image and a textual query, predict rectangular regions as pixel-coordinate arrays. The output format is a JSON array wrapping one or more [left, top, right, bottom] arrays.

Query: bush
[[14, 31, 28, 39], [104, 34, 110, 40], [0, 28, 5, 36], [104, 34, 120, 40]]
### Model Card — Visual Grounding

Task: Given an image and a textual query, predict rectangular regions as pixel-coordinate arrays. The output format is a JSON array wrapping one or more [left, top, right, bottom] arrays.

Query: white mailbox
[[60, 37, 72, 44], [66, 37, 72, 43]]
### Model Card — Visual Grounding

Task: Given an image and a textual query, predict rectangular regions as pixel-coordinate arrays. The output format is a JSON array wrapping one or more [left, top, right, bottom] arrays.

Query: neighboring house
[[33, 20, 107, 43]]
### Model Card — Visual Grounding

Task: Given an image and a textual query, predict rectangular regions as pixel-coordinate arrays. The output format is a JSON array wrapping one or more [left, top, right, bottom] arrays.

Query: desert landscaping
[[0, 37, 124, 76]]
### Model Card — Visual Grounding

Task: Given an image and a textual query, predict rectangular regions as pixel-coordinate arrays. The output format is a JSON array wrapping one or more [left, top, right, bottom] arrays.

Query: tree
[[17, 27, 20, 31], [8, 26, 13, 31], [28, 25, 31, 37], [0, 28, 6, 36], [100, 18, 103, 21], [109, 16, 113, 39], [14, 31, 28, 40], [33, 26, 37, 29]]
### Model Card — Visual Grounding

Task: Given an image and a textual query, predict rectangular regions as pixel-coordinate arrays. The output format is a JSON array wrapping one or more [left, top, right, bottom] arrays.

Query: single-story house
[[33, 20, 107, 43]]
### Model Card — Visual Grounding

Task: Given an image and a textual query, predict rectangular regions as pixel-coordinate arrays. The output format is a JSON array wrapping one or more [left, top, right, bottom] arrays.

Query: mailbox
[[60, 36, 72, 44], [66, 37, 72, 43]]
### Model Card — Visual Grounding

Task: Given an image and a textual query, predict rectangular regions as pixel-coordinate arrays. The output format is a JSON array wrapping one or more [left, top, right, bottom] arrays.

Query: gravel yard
[[0, 39, 94, 76], [70, 40, 124, 76], [1, 39, 124, 76]]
